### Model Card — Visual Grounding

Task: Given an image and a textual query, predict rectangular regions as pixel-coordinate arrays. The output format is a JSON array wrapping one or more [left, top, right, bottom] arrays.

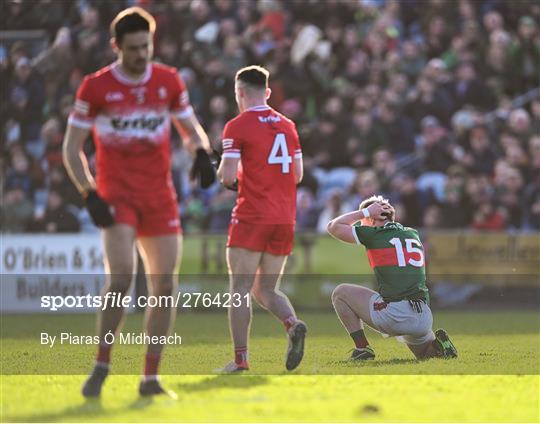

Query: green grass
[[1, 311, 539, 422]]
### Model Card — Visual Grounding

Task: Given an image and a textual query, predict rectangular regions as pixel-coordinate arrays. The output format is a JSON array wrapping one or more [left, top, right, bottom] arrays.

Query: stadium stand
[[1, 0, 540, 233]]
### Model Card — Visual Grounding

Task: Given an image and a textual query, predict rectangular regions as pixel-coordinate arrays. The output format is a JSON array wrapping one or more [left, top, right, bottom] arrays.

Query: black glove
[[190, 148, 216, 189], [211, 148, 222, 169], [224, 180, 238, 191], [84, 190, 114, 228]]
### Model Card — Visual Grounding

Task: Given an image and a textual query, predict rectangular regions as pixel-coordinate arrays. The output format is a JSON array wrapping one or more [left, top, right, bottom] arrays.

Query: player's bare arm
[[62, 124, 95, 194], [172, 113, 211, 153], [217, 156, 240, 189], [63, 124, 115, 228], [173, 113, 215, 188], [294, 155, 303, 184], [327, 202, 391, 243]]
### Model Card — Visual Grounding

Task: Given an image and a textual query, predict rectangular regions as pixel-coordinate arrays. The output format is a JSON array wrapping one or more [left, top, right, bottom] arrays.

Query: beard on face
[[124, 56, 148, 75]]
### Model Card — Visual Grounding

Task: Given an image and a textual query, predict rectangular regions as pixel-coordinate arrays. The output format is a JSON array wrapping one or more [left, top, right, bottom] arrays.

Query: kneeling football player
[[326, 195, 457, 360]]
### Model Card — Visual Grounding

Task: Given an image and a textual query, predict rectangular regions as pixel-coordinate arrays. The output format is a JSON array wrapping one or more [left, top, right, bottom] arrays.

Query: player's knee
[[107, 280, 132, 296], [251, 286, 271, 309], [331, 284, 350, 304], [230, 277, 253, 295], [151, 279, 174, 296]]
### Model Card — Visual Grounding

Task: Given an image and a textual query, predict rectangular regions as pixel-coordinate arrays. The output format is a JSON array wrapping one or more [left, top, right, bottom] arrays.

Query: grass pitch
[[1, 310, 539, 422]]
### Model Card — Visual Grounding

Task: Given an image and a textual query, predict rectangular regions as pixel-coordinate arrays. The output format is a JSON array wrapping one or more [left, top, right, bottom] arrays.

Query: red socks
[[283, 315, 298, 331], [234, 347, 248, 365], [97, 343, 162, 378], [96, 343, 112, 365], [144, 353, 161, 378]]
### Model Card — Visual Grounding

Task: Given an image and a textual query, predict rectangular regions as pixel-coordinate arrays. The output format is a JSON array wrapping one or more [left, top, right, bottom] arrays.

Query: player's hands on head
[[366, 202, 393, 220], [84, 190, 115, 228], [190, 148, 216, 189], [381, 203, 395, 219]]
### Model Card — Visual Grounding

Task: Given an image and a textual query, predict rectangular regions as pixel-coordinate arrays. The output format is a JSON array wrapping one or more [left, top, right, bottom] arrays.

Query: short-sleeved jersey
[[68, 61, 193, 199], [352, 221, 429, 302], [221, 105, 301, 224]]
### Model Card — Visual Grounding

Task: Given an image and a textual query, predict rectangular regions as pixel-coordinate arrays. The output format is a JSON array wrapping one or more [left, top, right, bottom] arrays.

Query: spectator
[[494, 166, 525, 228], [1, 185, 34, 233], [347, 109, 385, 167], [372, 148, 397, 193], [451, 61, 496, 110], [70, 7, 109, 74], [7, 57, 45, 143], [523, 175, 540, 229], [461, 125, 498, 175], [471, 199, 506, 230], [419, 116, 455, 173], [374, 101, 415, 156], [507, 16, 540, 94], [530, 98, 540, 134], [400, 40, 426, 81], [317, 190, 345, 234], [391, 172, 424, 227], [207, 189, 235, 232], [2, 0, 539, 234], [31, 189, 80, 233], [407, 73, 453, 129], [5, 149, 35, 197], [296, 189, 319, 232], [440, 179, 470, 229], [347, 169, 381, 211], [423, 204, 443, 229], [507, 108, 532, 143]]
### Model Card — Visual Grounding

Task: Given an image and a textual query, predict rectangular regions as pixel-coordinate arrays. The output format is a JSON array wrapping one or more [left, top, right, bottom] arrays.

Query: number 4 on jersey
[[268, 133, 292, 173]]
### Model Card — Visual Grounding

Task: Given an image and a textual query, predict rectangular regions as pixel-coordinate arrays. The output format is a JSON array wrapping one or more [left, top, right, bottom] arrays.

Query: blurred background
[[1, 0, 539, 310]]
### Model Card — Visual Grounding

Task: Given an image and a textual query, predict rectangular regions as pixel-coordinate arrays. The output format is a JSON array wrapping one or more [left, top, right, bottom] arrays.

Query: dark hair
[[110, 7, 156, 44], [235, 65, 269, 88]]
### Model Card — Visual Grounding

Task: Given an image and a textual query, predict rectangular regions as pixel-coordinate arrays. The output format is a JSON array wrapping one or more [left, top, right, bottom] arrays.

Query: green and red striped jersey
[[352, 221, 429, 302]]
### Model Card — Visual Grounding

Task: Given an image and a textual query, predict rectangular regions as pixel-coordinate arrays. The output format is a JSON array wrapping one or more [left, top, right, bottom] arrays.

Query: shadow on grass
[[128, 396, 154, 410], [176, 375, 269, 393], [12, 392, 158, 422], [11, 398, 106, 423]]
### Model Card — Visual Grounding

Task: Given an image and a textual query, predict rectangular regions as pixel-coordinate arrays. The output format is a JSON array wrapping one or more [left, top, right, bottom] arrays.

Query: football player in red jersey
[[63, 7, 215, 397], [216, 66, 307, 372]]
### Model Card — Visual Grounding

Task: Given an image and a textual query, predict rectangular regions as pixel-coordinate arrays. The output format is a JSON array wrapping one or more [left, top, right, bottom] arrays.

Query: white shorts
[[368, 294, 435, 345]]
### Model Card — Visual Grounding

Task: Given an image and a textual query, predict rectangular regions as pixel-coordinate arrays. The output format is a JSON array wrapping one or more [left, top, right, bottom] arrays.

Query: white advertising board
[[1, 234, 107, 313]]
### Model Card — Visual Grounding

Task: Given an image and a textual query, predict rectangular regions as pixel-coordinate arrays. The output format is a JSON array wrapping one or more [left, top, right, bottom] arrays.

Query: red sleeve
[[221, 120, 242, 159], [170, 72, 194, 120], [67, 77, 99, 129], [292, 122, 302, 159]]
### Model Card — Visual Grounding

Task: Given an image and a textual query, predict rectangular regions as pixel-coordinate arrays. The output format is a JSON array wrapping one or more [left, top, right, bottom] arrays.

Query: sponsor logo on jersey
[[158, 86, 167, 99], [258, 115, 281, 123], [130, 87, 146, 104], [110, 116, 165, 131], [105, 91, 124, 102]]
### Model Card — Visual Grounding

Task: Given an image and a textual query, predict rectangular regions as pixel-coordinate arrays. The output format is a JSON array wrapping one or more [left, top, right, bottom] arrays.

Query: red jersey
[[68, 61, 192, 200], [222, 105, 302, 224]]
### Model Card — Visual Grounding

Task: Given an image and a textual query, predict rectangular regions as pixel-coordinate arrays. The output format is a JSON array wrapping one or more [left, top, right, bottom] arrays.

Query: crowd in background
[[2, 0, 540, 234]]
